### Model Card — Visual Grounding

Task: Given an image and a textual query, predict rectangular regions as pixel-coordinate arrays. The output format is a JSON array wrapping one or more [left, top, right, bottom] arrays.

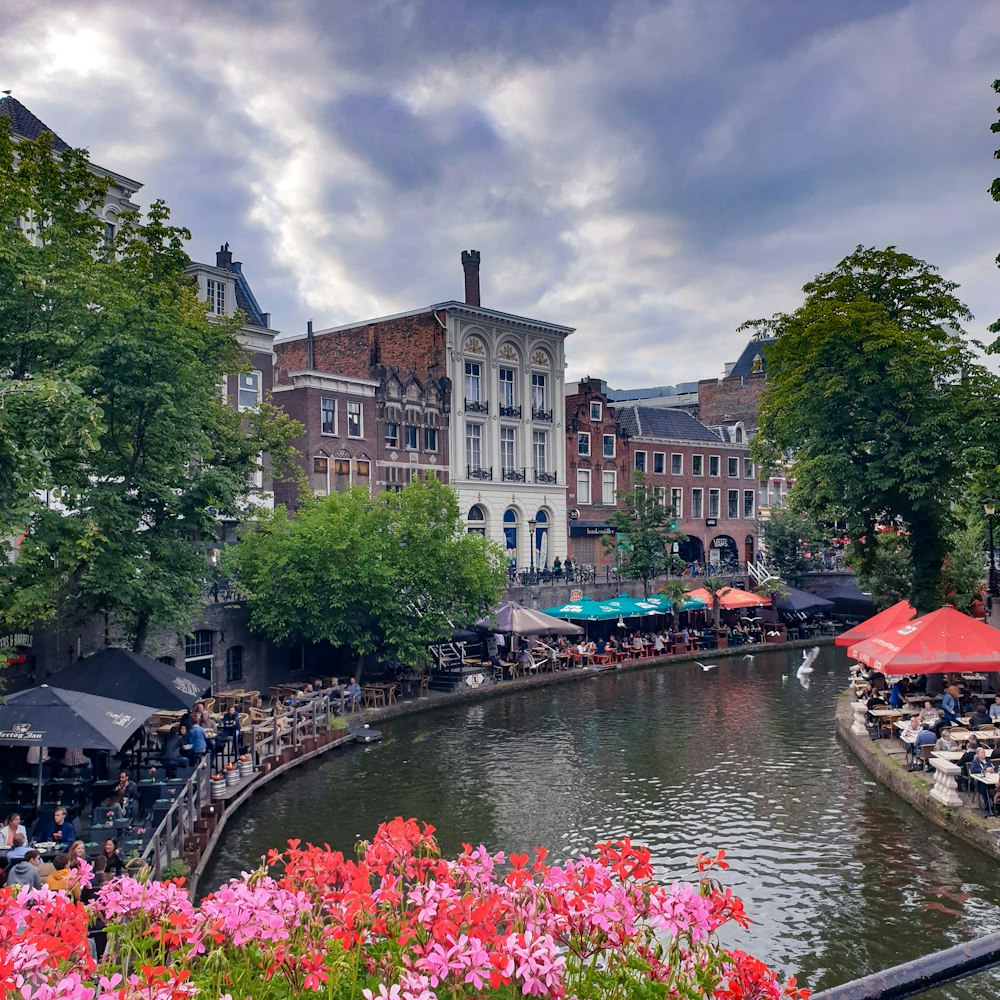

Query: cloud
[[5, 0, 1000, 383]]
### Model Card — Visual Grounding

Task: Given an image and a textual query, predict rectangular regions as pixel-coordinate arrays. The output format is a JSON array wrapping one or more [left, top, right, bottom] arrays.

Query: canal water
[[202, 645, 1000, 997]]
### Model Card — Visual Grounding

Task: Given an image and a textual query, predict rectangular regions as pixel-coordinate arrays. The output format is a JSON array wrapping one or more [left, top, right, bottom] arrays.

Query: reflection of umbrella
[[847, 606, 1000, 674], [542, 598, 620, 622], [776, 587, 834, 615], [0, 685, 157, 806], [46, 647, 208, 711], [835, 600, 915, 647], [815, 581, 876, 616], [477, 601, 583, 636], [686, 587, 770, 609]]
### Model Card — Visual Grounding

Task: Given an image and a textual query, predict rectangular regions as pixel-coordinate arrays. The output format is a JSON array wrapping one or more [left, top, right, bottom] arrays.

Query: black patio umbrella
[[46, 647, 208, 711], [0, 685, 158, 806], [776, 587, 834, 615], [815, 581, 877, 616]]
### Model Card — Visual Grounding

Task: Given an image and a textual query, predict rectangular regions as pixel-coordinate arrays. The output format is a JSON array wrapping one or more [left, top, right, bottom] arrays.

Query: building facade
[[273, 252, 574, 570], [614, 406, 759, 569]]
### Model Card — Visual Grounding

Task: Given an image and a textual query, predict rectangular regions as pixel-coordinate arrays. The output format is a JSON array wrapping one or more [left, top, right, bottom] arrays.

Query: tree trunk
[[132, 613, 149, 653]]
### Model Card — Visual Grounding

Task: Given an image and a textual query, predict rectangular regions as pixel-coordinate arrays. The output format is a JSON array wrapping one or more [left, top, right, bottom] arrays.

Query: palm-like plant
[[701, 576, 731, 629]]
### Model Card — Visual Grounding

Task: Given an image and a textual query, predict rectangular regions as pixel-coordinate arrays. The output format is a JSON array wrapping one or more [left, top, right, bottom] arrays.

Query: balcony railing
[[502, 467, 526, 482], [467, 465, 493, 481], [534, 469, 557, 484], [531, 406, 553, 422], [465, 398, 489, 414], [499, 403, 522, 419]]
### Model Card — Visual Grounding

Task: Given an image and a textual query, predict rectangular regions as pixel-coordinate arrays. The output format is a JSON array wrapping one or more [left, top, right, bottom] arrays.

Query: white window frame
[[692, 454, 704, 476], [634, 450, 647, 473], [385, 421, 399, 449], [577, 469, 592, 505], [709, 455, 721, 477], [320, 397, 337, 436], [671, 487, 683, 518], [237, 371, 262, 411], [531, 372, 547, 410], [589, 400, 602, 422], [728, 456, 739, 477], [499, 367, 516, 407], [404, 424, 419, 450], [466, 423, 483, 470], [743, 490, 755, 518], [464, 361, 482, 402], [500, 426, 516, 471], [578, 431, 591, 457], [691, 487, 704, 519], [532, 430, 548, 473], [708, 488, 721, 518], [346, 401, 363, 438], [727, 489, 739, 519], [653, 452, 665, 475], [602, 434, 616, 459], [671, 453, 683, 475], [206, 278, 226, 316], [602, 470, 617, 505], [744, 458, 755, 479]]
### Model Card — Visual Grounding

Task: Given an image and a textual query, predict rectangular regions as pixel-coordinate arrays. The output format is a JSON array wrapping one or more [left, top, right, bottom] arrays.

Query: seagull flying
[[797, 646, 820, 676], [695, 661, 717, 671], [742, 653, 755, 663]]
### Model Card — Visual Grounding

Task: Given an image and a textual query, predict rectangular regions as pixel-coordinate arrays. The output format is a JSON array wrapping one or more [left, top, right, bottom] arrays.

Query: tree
[[223, 476, 508, 669], [0, 126, 302, 649], [700, 577, 730, 629], [759, 507, 826, 583], [941, 514, 988, 616], [750, 246, 998, 614], [603, 472, 686, 596], [847, 529, 912, 612]]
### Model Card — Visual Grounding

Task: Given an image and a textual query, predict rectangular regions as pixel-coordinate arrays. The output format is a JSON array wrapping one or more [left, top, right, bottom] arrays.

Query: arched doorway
[[678, 535, 704, 566], [744, 533, 755, 563], [708, 534, 738, 569]]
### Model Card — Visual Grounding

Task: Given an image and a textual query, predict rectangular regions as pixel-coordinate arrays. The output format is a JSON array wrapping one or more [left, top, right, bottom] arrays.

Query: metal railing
[[531, 406, 552, 422], [534, 469, 557, 484], [464, 398, 489, 414], [812, 932, 1000, 999], [140, 695, 334, 877], [467, 465, 493, 481], [502, 467, 526, 482], [499, 403, 521, 418]]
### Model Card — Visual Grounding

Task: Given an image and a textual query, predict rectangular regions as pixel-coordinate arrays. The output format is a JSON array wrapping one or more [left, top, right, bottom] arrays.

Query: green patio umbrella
[[541, 597, 622, 622], [647, 594, 708, 613], [603, 596, 663, 618]]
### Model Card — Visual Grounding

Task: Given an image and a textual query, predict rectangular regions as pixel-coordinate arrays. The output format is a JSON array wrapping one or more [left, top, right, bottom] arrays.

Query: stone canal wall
[[834, 691, 1000, 860]]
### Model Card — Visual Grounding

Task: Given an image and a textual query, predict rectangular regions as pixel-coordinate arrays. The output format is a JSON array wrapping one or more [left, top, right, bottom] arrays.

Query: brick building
[[564, 378, 623, 571], [614, 406, 759, 569], [274, 252, 574, 569]]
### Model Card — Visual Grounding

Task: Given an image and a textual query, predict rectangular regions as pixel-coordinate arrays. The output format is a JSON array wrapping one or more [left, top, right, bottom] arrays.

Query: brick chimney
[[216, 242, 233, 269], [461, 250, 481, 306]]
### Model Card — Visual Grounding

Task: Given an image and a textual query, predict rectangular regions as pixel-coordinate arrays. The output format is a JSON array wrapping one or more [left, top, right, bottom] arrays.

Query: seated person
[[98, 838, 125, 879], [911, 725, 937, 771], [595, 638, 607, 656], [5, 833, 29, 864], [935, 728, 955, 752], [158, 726, 189, 777], [988, 695, 1000, 724], [900, 715, 923, 748], [344, 677, 362, 708], [45, 852, 81, 900], [35, 806, 75, 847], [114, 769, 138, 803], [968, 748, 998, 812], [652, 633, 664, 653], [0, 812, 27, 850], [968, 702, 993, 729], [919, 700, 939, 726], [866, 692, 888, 713], [98, 792, 128, 821], [218, 707, 242, 754], [6, 849, 42, 891], [632, 634, 644, 652]]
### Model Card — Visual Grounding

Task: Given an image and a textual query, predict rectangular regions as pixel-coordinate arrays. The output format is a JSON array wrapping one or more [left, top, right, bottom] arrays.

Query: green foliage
[[700, 576, 729, 628], [848, 530, 912, 611], [0, 125, 301, 648], [603, 472, 686, 596], [751, 246, 999, 614], [760, 507, 826, 582], [941, 514, 987, 615], [224, 476, 507, 667]]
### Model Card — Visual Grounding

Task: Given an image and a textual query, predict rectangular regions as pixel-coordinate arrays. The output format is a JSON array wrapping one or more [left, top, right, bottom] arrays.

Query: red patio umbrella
[[846, 606, 1000, 674], [834, 599, 916, 647], [686, 586, 771, 609]]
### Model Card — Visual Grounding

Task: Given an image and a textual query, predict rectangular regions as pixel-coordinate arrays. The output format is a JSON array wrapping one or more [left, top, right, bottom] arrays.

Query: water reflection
[[201, 646, 1000, 997]]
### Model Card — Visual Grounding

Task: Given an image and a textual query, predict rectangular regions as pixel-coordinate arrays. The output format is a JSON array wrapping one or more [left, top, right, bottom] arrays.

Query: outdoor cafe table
[[932, 751, 967, 763], [869, 708, 903, 739]]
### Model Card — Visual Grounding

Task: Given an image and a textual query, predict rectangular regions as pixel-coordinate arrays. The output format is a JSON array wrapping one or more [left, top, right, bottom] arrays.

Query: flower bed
[[3, 818, 808, 999]]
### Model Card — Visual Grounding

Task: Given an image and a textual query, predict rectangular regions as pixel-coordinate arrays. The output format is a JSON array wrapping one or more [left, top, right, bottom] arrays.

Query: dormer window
[[207, 278, 226, 316]]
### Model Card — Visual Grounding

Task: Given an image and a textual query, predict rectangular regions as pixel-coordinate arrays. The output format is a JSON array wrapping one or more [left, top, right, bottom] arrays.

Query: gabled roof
[[0, 95, 69, 150], [231, 262, 268, 328], [728, 338, 775, 378], [615, 405, 723, 444]]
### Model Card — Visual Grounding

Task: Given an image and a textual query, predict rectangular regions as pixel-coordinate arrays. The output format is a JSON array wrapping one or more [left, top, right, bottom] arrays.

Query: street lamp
[[984, 499, 997, 598], [528, 518, 538, 577]]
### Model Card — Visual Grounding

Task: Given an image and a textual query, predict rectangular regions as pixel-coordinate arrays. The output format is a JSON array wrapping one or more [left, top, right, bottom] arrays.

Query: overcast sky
[[7, 0, 1000, 386]]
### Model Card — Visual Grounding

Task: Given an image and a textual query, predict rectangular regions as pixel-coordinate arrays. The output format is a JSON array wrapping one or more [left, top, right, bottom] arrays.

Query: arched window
[[734, 425, 744, 443], [467, 504, 486, 536], [226, 646, 244, 683], [504, 509, 519, 562], [532, 510, 550, 569]]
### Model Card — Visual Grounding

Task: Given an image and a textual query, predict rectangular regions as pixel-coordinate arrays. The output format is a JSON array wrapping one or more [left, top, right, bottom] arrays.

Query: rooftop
[[614, 405, 724, 444]]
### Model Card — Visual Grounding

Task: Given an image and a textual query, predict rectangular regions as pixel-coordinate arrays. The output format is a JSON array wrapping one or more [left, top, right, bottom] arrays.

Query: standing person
[[186, 718, 208, 764], [0, 812, 26, 849], [219, 707, 241, 758], [940, 685, 961, 726]]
